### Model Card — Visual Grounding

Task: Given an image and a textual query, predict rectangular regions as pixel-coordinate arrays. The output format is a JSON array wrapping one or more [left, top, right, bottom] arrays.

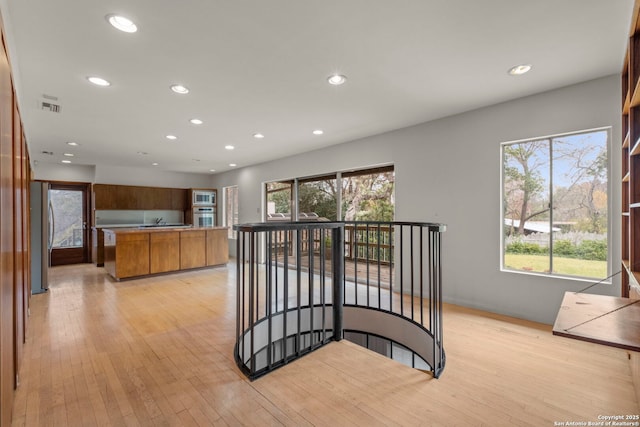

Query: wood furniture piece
[[622, 0, 640, 300], [206, 228, 229, 266], [104, 230, 150, 279], [91, 227, 105, 266], [93, 184, 187, 211], [102, 227, 228, 280], [553, 291, 640, 351], [180, 230, 206, 270], [150, 231, 181, 274]]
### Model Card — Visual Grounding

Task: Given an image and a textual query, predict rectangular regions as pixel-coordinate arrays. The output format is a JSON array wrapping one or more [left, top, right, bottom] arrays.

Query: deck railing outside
[[234, 221, 446, 380]]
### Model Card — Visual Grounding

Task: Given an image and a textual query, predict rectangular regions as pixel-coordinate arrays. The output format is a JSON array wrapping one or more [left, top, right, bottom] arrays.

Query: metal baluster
[[249, 231, 255, 375], [267, 230, 273, 370], [354, 223, 358, 306], [410, 225, 414, 321], [400, 226, 404, 316], [308, 228, 314, 350], [283, 230, 289, 364], [377, 223, 381, 309], [236, 230, 243, 368], [420, 226, 424, 326], [366, 223, 370, 307], [389, 224, 393, 313], [296, 229, 302, 356], [332, 226, 344, 341]]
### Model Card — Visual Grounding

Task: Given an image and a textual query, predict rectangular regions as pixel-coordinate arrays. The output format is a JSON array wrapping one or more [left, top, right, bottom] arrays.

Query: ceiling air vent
[[41, 101, 61, 113]]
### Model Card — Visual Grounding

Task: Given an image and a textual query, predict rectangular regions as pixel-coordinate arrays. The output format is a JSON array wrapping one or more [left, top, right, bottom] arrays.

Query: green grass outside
[[504, 254, 607, 279]]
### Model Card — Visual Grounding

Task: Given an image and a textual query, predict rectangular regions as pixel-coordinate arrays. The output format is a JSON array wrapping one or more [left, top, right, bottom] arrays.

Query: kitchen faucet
[[155, 217, 163, 224]]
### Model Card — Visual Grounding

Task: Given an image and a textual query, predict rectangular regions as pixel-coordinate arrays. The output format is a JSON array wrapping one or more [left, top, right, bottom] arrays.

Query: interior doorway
[[49, 182, 91, 266]]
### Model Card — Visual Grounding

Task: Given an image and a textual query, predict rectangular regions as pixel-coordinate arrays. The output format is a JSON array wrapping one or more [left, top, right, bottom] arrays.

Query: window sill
[[500, 267, 612, 285]]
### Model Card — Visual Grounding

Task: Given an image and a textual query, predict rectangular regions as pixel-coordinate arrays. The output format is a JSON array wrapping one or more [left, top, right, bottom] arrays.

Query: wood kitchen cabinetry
[[150, 231, 181, 274], [93, 184, 188, 210], [92, 228, 105, 266], [104, 231, 150, 279], [93, 184, 118, 209], [206, 228, 229, 266], [180, 230, 207, 269], [103, 227, 228, 280], [171, 188, 187, 210]]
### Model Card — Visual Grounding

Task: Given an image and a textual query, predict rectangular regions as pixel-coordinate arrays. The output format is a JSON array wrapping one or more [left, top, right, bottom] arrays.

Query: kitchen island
[[102, 226, 228, 280]]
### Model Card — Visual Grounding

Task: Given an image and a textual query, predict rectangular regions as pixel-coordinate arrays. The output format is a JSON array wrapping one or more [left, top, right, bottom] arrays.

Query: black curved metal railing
[[234, 221, 446, 380]]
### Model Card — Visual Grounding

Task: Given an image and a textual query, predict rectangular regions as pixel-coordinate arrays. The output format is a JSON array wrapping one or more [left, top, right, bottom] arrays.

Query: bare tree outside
[[502, 129, 608, 279], [49, 189, 83, 248], [266, 169, 395, 222], [342, 170, 395, 221]]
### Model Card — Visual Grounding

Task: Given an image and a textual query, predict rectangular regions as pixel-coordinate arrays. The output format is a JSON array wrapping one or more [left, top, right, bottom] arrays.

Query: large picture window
[[224, 186, 238, 239], [265, 166, 394, 222], [501, 128, 609, 280], [342, 167, 395, 221], [298, 175, 338, 221]]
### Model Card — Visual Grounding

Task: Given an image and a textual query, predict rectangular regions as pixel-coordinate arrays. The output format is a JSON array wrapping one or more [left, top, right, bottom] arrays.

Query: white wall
[[32, 162, 212, 188], [32, 162, 95, 183], [213, 75, 621, 325]]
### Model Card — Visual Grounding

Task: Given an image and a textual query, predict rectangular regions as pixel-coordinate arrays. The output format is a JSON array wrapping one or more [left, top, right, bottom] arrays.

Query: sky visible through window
[[502, 128, 608, 279]]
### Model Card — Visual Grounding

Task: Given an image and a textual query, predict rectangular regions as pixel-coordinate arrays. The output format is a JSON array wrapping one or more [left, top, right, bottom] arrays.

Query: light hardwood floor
[[11, 263, 639, 426]]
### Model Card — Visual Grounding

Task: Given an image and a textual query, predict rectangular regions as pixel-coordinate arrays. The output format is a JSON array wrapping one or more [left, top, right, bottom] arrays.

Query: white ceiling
[[0, 0, 634, 174]]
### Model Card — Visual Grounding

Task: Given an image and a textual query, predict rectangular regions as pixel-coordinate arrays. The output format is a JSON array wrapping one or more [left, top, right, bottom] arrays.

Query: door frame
[[48, 181, 91, 266]]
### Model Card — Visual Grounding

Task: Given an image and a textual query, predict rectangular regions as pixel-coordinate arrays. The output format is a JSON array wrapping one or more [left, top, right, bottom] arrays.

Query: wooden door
[[49, 182, 91, 266]]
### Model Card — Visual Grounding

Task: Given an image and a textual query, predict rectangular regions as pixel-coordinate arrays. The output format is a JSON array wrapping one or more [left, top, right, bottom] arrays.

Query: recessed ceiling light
[[253, 133, 264, 139], [209, 169, 216, 172], [166, 135, 177, 140], [61, 160, 71, 164], [229, 163, 237, 167], [106, 14, 137, 33], [63, 153, 74, 157], [313, 129, 324, 135], [87, 76, 111, 87], [170, 84, 189, 94], [190, 118, 203, 125], [225, 145, 234, 150], [327, 74, 347, 85], [152, 162, 159, 166], [508, 64, 532, 76], [66, 142, 78, 146]]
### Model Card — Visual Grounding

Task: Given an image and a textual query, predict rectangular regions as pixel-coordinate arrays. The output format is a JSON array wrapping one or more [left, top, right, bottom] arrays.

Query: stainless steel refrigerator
[[30, 182, 51, 294]]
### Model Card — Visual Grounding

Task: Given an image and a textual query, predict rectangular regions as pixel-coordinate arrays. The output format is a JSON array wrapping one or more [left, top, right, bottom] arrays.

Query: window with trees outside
[[224, 186, 238, 239], [501, 128, 609, 280], [299, 175, 338, 220], [265, 166, 394, 222]]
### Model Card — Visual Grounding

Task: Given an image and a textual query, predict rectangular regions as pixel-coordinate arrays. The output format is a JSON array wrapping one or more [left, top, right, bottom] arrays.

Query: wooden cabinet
[[91, 228, 105, 266], [116, 185, 139, 209], [93, 184, 118, 209], [206, 228, 229, 266], [93, 184, 187, 210], [103, 227, 227, 280], [150, 231, 180, 274], [104, 231, 150, 279], [180, 230, 207, 269], [622, 1, 640, 299], [171, 188, 187, 210]]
